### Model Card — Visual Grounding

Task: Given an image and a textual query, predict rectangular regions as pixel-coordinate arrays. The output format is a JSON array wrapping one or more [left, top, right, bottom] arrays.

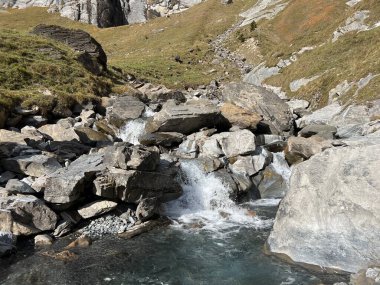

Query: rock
[[48, 141, 91, 158], [93, 168, 182, 203], [187, 156, 222, 173], [351, 266, 380, 285], [176, 129, 216, 158], [296, 102, 343, 128], [221, 82, 292, 134], [136, 197, 158, 221], [0, 231, 16, 257], [255, 134, 286, 152], [118, 219, 169, 239], [53, 221, 73, 237], [38, 123, 80, 141], [74, 127, 110, 146], [285, 136, 332, 165], [139, 132, 185, 147], [213, 169, 239, 199], [94, 120, 118, 137], [20, 115, 48, 128], [145, 99, 225, 135], [201, 130, 256, 158], [253, 153, 290, 199], [5, 179, 36, 194], [229, 147, 272, 177], [0, 129, 39, 145], [32, 25, 107, 75], [34, 234, 54, 246], [44, 154, 105, 205], [138, 83, 186, 103], [220, 102, 262, 130], [299, 124, 337, 139], [103, 143, 160, 171], [106, 96, 146, 128], [0, 195, 57, 236], [65, 235, 92, 249], [77, 200, 118, 219], [286, 99, 310, 111], [267, 139, 380, 273], [1, 155, 62, 177], [0, 171, 16, 186]]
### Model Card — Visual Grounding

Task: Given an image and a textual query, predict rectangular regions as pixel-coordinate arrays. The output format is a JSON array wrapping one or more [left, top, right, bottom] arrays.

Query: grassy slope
[[0, 0, 258, 88], [0, 29, 112, 114], [227, 0, 380, 108]]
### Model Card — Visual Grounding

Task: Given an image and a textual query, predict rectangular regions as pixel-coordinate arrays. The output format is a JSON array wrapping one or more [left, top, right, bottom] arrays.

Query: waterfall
[[271, 152, 291, 188], [118, 107, 155, 145], [163, 160, 273, 232]]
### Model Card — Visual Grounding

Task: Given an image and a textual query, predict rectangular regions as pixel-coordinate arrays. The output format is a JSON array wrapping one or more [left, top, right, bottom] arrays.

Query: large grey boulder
[[220, 102, 262, 130], [5, 179, 36, 194], [106, 95, 146, 128], [93, 168, 182, 203], [0, 195, 58, 236], [1, 155, 62, 177], [0, 129, 39, 145], [43, 154, 105, 205], [267, 139, 380, 273], [38, 123, 80, 142], [145, 99, 225, 135], [200, 129, 256, 158], [221, 82, 292, 134], [32, 24, 107, 75]]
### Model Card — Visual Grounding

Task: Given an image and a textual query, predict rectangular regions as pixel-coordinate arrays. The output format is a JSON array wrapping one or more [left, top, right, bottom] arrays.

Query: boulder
[[139, 132, 185, 147], [138, 83, 186, 103], [136, 197, 158, 221], [1, 155, 62, 177], [267, 139, 380, 273], [253, 153, 290, 199], [220, 102, 262, 130], [103, 144, 160, 171], [106, 96, 146, 128], [32, 24, 107, 75], [176, 129, 216, 158], [221, 82, 292, 134], [93, 168, 182, 203], [145, 99, 225, 135], [285, 136, 332, 165], [0, 171, 16, 185], [0, 195, 57, 236], [43, 154, 105, 205], [229, 147, 272, 177], [5, 179, 36, 194], [0, 129, 39, 145], [286, 99, 310, 111], [38, 123, 80, 142], [74, 127, 111, 145], [299, 124, 337, 139], [77, 200, 118, 219], [200, 130, 256, 158], [94, 120, 118, 137], [255, 134, 287, 152], [34, 234, 54, 246], [350, 266, 380, 285]]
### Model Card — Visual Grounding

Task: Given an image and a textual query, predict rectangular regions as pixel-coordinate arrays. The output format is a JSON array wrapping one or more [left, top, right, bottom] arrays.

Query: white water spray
[[118, 107, 155, 145], [164, 160, 273, 232]]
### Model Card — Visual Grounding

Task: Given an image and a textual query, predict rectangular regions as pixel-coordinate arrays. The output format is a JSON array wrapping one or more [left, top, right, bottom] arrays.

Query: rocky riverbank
[[0, 23, 379, 285]]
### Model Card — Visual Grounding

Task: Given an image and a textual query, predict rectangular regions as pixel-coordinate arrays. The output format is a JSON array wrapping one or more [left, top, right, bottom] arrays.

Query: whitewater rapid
[[163, 160, 276, 233]]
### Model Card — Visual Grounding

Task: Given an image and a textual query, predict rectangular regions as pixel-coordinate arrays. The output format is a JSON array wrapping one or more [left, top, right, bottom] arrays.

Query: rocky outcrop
[[32, 24, 107, 75], [267, 138, 380, 273], [145, 99, 226, 135], [1, 0, 203, 27], [221, 82, 292, 134], [0, 195, 58, 236]]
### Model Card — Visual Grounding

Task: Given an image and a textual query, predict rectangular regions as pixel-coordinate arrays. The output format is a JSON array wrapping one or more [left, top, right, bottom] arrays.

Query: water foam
[[163, 160, 273, 233], [118, 107, 155, 145]]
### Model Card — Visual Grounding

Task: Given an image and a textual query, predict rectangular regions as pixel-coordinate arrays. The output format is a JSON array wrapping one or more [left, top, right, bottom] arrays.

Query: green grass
[[0, 29, 112, 114], [0, 0, 259, 88]]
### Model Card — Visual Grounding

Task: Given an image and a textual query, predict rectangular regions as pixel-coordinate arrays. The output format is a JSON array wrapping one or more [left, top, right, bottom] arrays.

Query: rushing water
[[0, 157, 349, 284], [118, 107, 155, 145]]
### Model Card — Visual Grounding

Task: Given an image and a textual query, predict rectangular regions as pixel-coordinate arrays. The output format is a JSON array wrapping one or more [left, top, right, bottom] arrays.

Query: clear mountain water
[[0, 154, 349, 285]]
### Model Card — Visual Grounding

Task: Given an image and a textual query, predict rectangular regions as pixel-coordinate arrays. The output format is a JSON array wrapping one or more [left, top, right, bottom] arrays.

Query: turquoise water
[[0, 204, 348, 285]]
